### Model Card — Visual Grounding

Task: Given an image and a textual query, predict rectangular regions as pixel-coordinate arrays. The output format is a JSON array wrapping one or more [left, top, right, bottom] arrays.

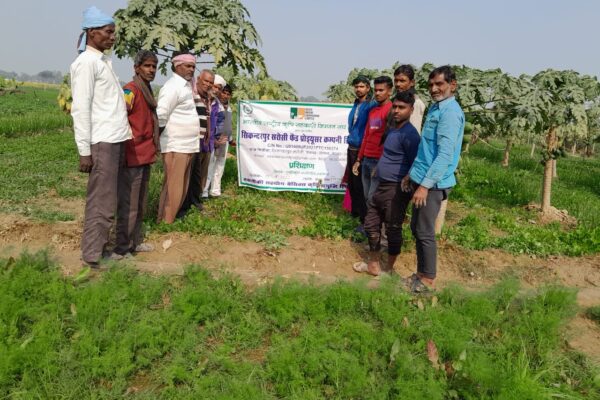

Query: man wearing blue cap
[[70, 6, 132, 267]]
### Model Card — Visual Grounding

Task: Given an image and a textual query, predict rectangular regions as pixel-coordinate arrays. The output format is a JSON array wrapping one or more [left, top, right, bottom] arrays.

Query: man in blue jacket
[[345, 76, 376, 234], [402, 66, 465, 292]]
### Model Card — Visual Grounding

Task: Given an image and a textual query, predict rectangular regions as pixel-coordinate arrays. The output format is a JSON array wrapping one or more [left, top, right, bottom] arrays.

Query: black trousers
[[364, 181, 412, 255], [346, 146, 367, 223]]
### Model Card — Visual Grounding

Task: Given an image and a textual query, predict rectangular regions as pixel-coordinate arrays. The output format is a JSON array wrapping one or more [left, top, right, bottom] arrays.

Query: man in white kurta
[[70, 6, 131, 266]]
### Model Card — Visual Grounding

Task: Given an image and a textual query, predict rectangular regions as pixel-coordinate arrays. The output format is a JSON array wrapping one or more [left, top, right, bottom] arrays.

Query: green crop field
[[1, 87, 599, 398]]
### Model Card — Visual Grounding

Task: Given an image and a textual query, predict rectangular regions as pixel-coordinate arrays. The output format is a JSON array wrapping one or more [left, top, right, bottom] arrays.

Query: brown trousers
[[114, 164, 151, 254], [157, 152, 194, 224], [81, 142, 125, 263], [179, 151, 211, 214]]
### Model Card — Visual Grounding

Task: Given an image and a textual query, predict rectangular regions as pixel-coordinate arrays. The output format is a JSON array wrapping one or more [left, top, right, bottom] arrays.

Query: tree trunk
[[502, 139, 512, 167], [552, 159, 558, 179], [530, 143, 536, 157], [435, 199, 448, 235], [541, 127, 557, 214], [571, 143, 577, 155]]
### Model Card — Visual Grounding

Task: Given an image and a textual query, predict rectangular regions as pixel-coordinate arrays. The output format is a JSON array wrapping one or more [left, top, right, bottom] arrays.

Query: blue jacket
[[409, 96, 465, 189], [347, 98, 376, 148]]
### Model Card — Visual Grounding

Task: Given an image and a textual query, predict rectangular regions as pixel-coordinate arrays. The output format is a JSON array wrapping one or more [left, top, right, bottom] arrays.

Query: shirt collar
[[173, 73, 192, 87], [436, 96, 456, 109]]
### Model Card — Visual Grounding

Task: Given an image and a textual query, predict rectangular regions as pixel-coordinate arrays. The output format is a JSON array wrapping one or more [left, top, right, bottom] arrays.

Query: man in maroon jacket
[[113, 50, 159, 257]]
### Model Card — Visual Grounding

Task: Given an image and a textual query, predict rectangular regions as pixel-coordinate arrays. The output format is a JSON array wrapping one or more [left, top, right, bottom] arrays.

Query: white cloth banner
[[237, 101, 352, 194]]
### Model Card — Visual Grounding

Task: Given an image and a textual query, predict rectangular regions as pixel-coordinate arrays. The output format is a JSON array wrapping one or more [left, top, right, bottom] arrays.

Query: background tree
[[114, 0, 266, 74]]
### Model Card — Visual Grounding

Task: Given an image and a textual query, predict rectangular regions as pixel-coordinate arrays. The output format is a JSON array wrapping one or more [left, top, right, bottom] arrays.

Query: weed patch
[[1, 252, 599, 398]]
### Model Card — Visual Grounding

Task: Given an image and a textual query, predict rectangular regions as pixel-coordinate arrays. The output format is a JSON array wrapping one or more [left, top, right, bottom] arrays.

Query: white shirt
[[411, 95, 427, 133], [70, 46, 131, 156], [157, 74, 201, 153]]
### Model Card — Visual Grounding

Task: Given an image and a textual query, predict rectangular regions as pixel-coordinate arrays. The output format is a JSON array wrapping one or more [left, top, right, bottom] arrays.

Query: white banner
[[237, 100, 352, 194]]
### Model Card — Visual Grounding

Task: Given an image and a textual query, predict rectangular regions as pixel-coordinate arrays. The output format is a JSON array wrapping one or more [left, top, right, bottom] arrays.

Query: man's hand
[[412, 185, 429, 208], [79, 155, 93, 173], [352, 161, 361, 176], [401, 175, 412, 192], [216, 135, 228, 146]]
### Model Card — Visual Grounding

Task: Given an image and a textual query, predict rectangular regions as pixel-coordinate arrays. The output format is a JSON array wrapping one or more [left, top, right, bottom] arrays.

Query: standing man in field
[[178, 69, 216, 215], [70, 6, 131, 267], [353, 76, 394, 200], [402, 65, 465, 292], [202, 74, 228, 198], [204, 83, 234, 198], [393, 65, 426, 133], [156, 53, 200, 223], [353, 91, 420, 276], [114, 50, 159, 256], [345, 76, 376, 235]]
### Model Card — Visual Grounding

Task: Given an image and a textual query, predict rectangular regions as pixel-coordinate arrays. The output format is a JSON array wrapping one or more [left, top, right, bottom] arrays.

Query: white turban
[[214, 74, 227, 87]]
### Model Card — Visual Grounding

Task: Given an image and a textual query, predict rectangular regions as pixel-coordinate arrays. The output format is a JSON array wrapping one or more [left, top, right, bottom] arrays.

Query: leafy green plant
[[2, 252, 598, 399]]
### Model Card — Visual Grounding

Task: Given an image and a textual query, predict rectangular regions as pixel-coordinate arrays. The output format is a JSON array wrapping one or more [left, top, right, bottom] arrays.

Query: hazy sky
[[1, 0, 598, 98]]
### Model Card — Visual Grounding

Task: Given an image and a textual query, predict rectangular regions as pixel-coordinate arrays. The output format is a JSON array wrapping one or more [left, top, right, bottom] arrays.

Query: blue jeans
[[361, 157, 379, 201]]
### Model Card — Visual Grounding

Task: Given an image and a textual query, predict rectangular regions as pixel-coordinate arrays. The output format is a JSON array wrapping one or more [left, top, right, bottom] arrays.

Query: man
[[70, 6, 131, 267], [156, 52, 200, 223], [393, 65, 426, 133], [401, 65, 465, 292], [114, 50, 158, 256], [202, 74, 229, 198], [179, 69, 217, 215], [353, 91, 420, 276], [205, 83, 234, 197], [345, 76, 375, 233], [353, 76, 394, 201]]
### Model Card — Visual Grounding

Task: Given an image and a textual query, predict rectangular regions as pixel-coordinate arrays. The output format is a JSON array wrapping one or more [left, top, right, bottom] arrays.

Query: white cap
[[214, 74, 227, 87]]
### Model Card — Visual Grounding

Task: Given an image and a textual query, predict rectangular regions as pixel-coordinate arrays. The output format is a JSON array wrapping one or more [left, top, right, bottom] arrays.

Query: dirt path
[[1, 213, 599, 363]]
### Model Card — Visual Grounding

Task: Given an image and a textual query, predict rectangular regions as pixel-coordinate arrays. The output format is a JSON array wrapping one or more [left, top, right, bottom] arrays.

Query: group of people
[[71, 7, 234, 267], [70, 7, 465, 291], [346, 65, 464, 293]]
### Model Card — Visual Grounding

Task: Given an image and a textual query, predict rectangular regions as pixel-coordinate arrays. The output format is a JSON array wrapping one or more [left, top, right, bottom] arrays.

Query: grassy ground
[[445, 143, 600, 256], [0, 87, 599, 256], [1, 252, 598, 399], [0, 87, 71, 137]]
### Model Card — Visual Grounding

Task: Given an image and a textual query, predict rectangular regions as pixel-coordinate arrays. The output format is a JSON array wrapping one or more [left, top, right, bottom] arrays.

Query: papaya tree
[[113, 0, 266, 74], [585, 101, 600, 156], [526, 70, 588, 214]]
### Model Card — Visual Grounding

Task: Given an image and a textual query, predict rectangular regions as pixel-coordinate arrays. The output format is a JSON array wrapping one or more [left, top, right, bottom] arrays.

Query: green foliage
[[57, 74, 72, 114], [114, 0, 266, 75], [1, 252, 598, 398]]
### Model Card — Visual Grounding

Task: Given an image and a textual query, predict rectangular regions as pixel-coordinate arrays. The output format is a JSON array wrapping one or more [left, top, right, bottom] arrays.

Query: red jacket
[[358, 101, 392, 160], [123, 81, 156, 167]]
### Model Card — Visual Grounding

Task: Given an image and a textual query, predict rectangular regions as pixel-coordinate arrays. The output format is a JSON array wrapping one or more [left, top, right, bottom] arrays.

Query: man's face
[[373, 83, 392, 103], [213, 83, 223, 97], [88, 24, 116, 52], [219, 90, 232, 105], [428, 73, 457, 102], [134, 58, 157, 83], [391, 100, 413, 125], [394, 74, 414, 93], [197, 72, 215, 95], [353, 82, 370, 99], [174, 62, 196, 81]]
